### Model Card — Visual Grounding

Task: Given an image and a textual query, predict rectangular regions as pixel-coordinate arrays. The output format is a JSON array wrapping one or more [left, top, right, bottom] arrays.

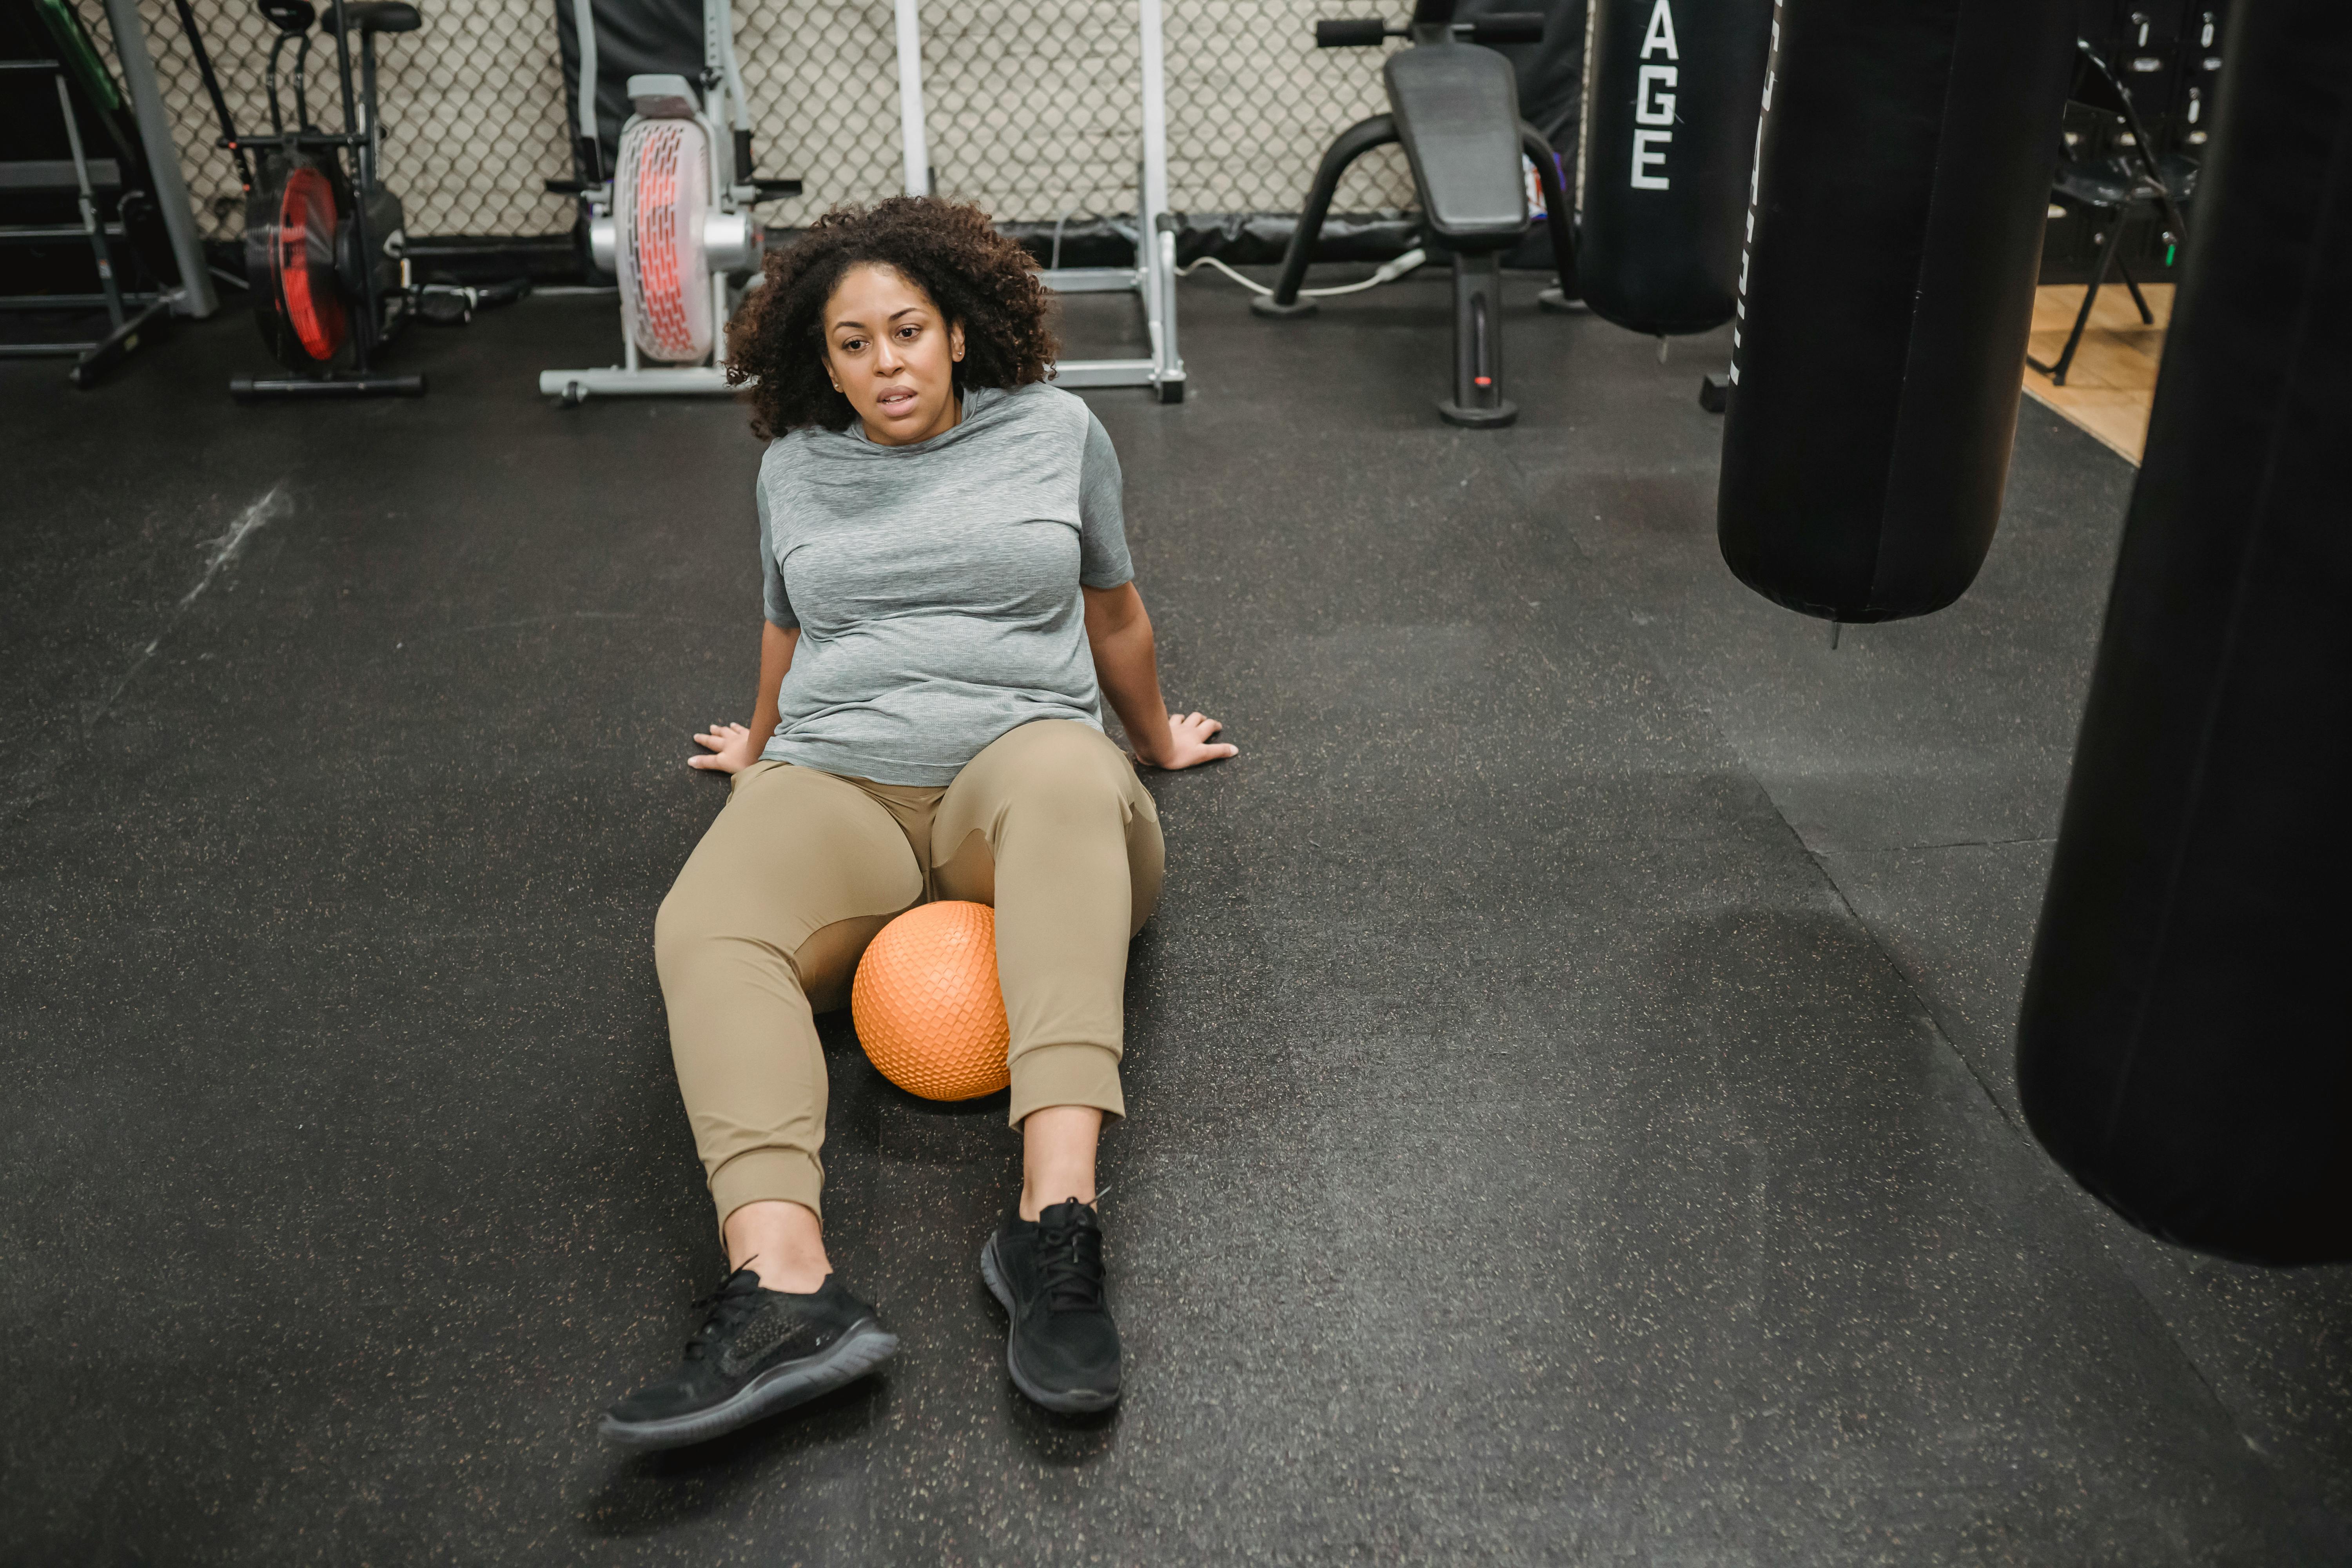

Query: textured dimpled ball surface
[[850, 900, 1011, 1101]]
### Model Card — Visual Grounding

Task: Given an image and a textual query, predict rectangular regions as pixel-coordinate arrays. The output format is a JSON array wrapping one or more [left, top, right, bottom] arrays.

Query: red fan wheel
[[273, 163, 348, 363]]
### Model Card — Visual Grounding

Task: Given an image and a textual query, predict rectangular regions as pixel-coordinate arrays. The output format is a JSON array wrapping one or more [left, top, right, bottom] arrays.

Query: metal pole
[[894, 0, 929, 195], [325, 0, 377, 363], [1136, 0, 1180, 393], [572, 0, 598, 145], [701, 0, 733, 367], [712, 0, 751, 135], [98, 0, 216, 316], [55, 73, 126, 329], [1158, 220, 1180, 389], [1136, 0, 1168, 225]]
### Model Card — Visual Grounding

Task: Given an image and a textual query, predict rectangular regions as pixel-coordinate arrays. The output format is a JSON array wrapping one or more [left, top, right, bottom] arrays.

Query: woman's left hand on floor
[[690, 721, 760, 773], [1139, 711, 1238, 771]]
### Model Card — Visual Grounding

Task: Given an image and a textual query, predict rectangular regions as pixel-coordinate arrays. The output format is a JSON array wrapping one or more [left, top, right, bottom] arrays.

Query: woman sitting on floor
[[602, 197, 1234, 1448]]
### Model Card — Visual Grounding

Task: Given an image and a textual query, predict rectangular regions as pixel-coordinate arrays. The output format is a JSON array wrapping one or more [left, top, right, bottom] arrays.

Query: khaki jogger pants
[[653, 719, 1165, 1231]]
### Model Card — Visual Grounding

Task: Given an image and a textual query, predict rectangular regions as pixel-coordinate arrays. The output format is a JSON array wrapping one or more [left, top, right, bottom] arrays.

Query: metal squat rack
[[1, 0, 216, 388], [892, 0, 1186, 403]]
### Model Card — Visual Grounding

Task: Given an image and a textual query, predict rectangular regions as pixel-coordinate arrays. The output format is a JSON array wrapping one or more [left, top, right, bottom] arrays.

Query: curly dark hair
[[726, 196, 1059, 439]]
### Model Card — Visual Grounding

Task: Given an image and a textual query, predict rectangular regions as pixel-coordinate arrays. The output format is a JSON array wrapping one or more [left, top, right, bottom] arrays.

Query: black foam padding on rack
[[551, 0, 705, 178], [1461, 0, 1589, 270]]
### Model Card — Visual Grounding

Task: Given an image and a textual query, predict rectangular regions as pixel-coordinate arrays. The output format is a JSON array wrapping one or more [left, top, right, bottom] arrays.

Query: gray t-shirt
[[755, 381, 1134, 785]]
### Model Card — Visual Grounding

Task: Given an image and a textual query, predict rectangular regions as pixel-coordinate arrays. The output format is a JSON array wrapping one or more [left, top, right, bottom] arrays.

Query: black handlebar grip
[[1466, 12, 1545, 44], [1316, 18, 1390, 47]]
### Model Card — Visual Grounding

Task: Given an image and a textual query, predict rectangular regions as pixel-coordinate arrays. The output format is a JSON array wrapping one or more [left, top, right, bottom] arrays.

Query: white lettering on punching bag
[[1727, 4, 1782, 385], [1631, 0, 1681, 190]]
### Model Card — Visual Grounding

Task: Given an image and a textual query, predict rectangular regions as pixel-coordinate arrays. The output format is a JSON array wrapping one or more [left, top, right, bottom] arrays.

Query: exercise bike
[[1254, 0, 1579, 428], [174, 0, 519, 397], [538, 0, 800, 401]]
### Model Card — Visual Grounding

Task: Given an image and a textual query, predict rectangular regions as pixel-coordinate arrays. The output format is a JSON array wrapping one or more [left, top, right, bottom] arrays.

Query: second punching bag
[[1715, 0, 2073, 623], [1580, 0, 1773, 335], [2016, 0, 2352, 1267]]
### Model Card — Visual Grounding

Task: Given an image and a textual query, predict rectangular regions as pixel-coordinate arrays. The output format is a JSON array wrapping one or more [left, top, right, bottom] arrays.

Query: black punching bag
[[1579, 0, 1773, 334], [2016, 0, 2352, 1267], [1714, 0, 2073, 623]]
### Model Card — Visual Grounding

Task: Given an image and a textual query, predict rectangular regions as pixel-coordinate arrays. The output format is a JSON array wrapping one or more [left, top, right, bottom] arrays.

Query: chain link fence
[[76, 0, 574, 238], [734, 0, 1416, 227], [74, 0, 1419, 241]]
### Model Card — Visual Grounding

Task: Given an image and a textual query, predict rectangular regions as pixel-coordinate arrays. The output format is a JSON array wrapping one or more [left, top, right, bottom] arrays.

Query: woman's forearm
[[1085, 590, 1174, 765], [750, 621, 798, 754]]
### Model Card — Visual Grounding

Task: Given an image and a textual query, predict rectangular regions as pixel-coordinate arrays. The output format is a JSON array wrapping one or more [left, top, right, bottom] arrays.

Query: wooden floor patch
[[2022, 281, 2172, 465]]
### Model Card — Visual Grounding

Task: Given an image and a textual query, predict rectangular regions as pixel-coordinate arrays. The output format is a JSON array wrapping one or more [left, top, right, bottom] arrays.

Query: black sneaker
[[980, 1198, 1122, 1413], [600, 1269, 899, 1450]]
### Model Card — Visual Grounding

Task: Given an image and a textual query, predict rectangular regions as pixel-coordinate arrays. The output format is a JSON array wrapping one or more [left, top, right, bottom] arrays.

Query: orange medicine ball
[[850, 901, 1011, 1101]]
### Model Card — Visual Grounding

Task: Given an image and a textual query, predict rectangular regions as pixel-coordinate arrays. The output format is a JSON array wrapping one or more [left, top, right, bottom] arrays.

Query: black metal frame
[[0, 59, 178, 387], [174, 0, 424, 397], [2029, 40, 2195, 387], [1251, 0, 1577, 429]]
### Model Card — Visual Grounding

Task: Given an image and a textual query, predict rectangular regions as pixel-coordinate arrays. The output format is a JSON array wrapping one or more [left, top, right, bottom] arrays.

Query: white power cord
[[1178, 247, 1428, 298], [1049, 207, 1089, 271]]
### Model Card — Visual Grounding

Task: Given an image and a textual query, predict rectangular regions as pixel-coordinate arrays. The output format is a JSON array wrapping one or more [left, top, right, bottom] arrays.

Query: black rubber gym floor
[[4, 272, 2348, 1565]]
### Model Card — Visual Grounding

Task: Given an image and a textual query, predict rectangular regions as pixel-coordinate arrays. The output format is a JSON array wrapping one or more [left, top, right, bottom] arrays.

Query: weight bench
[[1253, 0, 1576, 427]]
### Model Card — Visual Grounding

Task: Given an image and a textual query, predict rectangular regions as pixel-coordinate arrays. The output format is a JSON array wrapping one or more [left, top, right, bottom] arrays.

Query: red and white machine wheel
[[615, 118, 715, 363]]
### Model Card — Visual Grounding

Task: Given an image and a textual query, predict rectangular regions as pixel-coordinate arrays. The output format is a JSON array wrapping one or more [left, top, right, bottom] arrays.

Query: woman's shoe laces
[[681, 1266, 765, 1359], [1036, 1202, 1106, 1312]]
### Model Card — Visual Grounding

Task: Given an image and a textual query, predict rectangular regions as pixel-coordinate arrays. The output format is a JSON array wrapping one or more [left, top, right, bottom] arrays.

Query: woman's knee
[[928, 722, 1162, 923], [653, 882, 712, 981], [653, 863, 756, 984], [984, 722, 1145, 822]]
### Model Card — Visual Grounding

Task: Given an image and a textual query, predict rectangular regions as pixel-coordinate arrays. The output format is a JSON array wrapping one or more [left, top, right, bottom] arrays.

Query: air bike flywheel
[[245, 151, 353, 370], [230, 138, 424, 397], [202, 0, 437, 400]]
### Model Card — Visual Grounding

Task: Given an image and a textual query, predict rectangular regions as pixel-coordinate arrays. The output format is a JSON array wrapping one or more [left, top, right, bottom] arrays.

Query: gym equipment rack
[[893, 0, 1186, 403], [0, 59, 175, 385], [1, 0, 216, 387]]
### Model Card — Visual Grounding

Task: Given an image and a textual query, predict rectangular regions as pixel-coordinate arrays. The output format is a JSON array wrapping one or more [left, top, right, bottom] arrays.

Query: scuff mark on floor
[[180, 484, 290, 608], [78, 480, 293, 739]]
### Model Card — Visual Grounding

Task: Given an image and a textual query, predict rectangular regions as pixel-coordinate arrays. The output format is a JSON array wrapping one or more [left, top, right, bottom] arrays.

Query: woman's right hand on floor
[[690, 721, 760, 773], [1141, 711, 1239, 771]]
